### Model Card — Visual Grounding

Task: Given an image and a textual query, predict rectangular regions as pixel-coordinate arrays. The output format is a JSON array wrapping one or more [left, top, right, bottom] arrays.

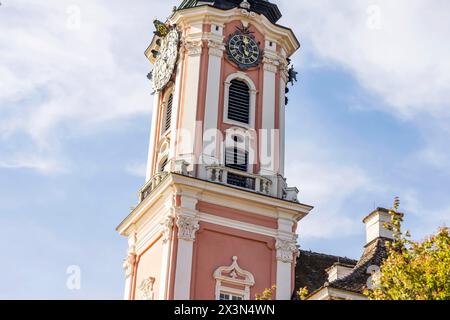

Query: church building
[[116, 0, 393, 301]]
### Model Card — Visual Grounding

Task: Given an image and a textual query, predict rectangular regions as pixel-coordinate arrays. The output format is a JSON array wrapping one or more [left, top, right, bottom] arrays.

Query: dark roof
[[178, 0, 282, 24], [329, 238, 390, 293], [294, 250, 357, 297]]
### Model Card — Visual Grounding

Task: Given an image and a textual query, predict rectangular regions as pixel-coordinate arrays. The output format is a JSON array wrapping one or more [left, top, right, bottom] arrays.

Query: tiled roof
[[178, 0, 283, 24], [329, 238, 390, 293], [294, 237, 391, 299], [294, 250, 357, 298]]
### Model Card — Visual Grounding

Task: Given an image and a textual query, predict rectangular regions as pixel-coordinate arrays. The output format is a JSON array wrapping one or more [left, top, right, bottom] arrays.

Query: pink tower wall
[[190, 222, 277, 300]]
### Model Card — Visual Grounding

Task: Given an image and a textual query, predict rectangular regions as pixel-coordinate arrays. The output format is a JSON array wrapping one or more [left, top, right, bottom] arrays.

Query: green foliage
[[297, 287, 309, 300], [255, 285, 276, 300], [366, 198, 450, 300]]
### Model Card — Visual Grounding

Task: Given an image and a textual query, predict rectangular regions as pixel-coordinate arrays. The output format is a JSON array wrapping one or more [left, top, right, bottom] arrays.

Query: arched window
[[163, 94, 173, 134], [159, 156, 169, 173], [227, 80, 250, 125], [224, 72, 257, 128]]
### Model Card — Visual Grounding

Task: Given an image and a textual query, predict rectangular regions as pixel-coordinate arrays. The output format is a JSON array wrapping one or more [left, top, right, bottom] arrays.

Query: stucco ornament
[[123, 232, 137, 277], [276, 238, 299, 263], [213, 256, 255, 300], [139, 277, 156, 300], [161, 215, 174, 243], [123, 253, 137, 277], [152, 28, 180, 92], [176, 215, 200, 241]]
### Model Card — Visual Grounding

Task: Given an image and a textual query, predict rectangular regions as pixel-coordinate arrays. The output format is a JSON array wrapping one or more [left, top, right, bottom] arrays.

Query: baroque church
[[117, 0, 393, 301]]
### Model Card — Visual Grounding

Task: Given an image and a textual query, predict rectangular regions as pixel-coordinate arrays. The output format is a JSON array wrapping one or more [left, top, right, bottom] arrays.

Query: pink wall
[[190, 222, 276, 300], [133, 236, 163, 300], [217, 20, 267, 173]]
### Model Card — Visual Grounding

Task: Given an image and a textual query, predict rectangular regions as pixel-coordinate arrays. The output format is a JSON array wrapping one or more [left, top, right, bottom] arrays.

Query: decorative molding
[[276, 238, 299, 263], [169, 5, 300, 57], [198, 212, 278, 238], [214, 256, 255, 300], [176, 215, 200, 241], [208, 39, 226, 58], [263, 56, 280, 73], [223, 72, 257, 129], [123, 231, 137, 277], [185, 40, 203, 57], [160, 215, 174, 243], [123, 253, 137, 278], [139, 277, 156, 300]]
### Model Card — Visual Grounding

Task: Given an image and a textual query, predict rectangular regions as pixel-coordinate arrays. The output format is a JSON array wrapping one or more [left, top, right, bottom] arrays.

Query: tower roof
[[178, 0, 282, 24]]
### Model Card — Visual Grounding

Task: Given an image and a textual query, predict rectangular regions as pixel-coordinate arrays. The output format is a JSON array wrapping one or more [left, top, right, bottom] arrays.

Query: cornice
[[116, 173, 313, 236], [170, 6, 300, 56]]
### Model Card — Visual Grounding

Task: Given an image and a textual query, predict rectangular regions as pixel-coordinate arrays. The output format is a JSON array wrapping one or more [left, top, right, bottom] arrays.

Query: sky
[[0, 0, 449, 299]]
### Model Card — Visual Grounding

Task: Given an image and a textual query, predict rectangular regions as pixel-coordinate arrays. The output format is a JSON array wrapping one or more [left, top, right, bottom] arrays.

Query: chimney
[[363, 208, 394, 244]]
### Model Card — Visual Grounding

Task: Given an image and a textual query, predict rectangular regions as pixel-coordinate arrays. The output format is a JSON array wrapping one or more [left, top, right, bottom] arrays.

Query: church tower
[[117, 0, 313, 300]]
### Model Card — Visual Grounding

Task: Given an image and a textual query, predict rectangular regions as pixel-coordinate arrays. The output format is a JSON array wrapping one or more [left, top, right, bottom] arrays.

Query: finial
[[232, 256, 238, 262]]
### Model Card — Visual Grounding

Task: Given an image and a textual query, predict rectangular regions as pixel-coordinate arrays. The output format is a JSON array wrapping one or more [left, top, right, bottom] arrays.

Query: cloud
[[279, 0, 450, 120], [286, 141, 375, 239], [125, 162, 147, 178], [0, 154, 66, 174], [0, 0, 172, 173]]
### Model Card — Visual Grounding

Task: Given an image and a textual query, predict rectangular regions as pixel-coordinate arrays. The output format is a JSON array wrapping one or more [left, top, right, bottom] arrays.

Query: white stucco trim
[[202, 38, 224, 166], [177, 41, 202, 157], [146, 91, 161, 182], [308, 287, 368, 301], [173, 194, 200, 300], [198, 212, 278, 238], [276, 261, 292, 300], [214, 256, 255, 300]]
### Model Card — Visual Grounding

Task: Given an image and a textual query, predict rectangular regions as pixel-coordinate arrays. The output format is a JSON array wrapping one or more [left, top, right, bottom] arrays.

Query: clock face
[[152, 29, 179, 92], [226, 32, 261, 69]]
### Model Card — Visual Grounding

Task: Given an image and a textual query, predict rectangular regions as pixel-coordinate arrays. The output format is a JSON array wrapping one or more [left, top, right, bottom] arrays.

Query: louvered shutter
[[164, 94, 173, 132], [225, 147, 248, 172], [228, 80, 250, 124]]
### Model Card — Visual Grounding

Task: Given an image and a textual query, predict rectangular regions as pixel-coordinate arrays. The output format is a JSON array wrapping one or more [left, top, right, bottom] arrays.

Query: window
[[224, 72, 257, 128], [163, 94, 173, 133], [225, 146, 248, 172], [214, 256, 255, 301], [227, 80, 250, 124], [159, 157, 169, 173], [219, 293, 244, 301]]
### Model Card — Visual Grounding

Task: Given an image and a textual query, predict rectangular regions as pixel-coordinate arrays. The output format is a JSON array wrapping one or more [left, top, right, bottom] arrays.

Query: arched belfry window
[[224, 72, 257, 128], [163, 94, 173, 133], [228, 80, 250, 124]]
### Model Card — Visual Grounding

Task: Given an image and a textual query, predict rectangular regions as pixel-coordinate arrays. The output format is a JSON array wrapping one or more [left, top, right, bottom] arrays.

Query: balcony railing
[[206, 166, 272, 196], [139, 172, 169, 202]]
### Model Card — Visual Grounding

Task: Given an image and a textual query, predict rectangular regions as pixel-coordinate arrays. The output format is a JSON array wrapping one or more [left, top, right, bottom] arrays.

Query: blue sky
[[1, 0, 449, 299]]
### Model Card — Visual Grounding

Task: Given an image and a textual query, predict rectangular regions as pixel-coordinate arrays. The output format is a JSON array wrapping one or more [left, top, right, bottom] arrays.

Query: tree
[[255, 285, 276, 300], [367, 198, 450, 300]]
